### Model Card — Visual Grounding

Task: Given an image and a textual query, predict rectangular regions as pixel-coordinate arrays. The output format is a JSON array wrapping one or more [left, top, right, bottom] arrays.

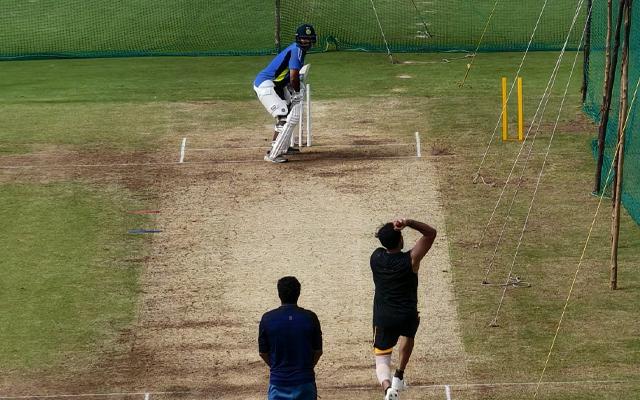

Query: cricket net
[[0, 0, 585, 60]]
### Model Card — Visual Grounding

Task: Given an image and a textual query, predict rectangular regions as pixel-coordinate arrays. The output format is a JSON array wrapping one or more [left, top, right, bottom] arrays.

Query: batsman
[[253, 23, 316, 163]]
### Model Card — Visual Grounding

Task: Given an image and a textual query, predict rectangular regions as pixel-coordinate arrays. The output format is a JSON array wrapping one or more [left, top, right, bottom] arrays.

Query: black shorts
[[373, 314, 420, 355]]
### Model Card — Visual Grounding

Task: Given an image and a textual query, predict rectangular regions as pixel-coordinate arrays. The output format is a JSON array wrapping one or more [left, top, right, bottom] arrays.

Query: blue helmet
[[295, 24, 317, 50]]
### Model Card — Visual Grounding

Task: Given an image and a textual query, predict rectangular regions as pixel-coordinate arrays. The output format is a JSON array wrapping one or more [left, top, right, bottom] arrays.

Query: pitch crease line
[[188, 143, 415, 151], [0, 380, 633, 399], [0, 155, 424, 170]]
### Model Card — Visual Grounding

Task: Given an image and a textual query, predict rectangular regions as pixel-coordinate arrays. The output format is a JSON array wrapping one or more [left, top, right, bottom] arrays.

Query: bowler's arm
[[407, 219, 437, 272]]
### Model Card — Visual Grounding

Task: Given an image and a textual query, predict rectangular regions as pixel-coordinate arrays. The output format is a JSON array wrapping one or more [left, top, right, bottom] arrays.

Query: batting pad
[[269, 102, 301, 157]]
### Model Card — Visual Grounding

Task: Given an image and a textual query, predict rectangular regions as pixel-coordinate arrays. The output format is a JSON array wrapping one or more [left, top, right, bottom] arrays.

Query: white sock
[[375, 354, 392, 386]]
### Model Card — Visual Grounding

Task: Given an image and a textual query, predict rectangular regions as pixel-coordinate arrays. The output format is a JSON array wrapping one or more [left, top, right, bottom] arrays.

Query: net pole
[[595, 0, 625, 194], [534, 72, 640, 399], [610, 0, 633, 290], [582, 0, 593, 103], [275, 0, 282, 52]]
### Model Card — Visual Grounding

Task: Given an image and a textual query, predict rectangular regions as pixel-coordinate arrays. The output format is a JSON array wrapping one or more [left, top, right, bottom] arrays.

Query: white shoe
[[264, 154, 288, 163], [384, 387, 399, 400], [392, 377, 407, 391]]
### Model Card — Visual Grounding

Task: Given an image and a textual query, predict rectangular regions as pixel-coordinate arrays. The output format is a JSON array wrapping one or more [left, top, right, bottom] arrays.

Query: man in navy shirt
[[254, 24, 316, 163], [259, 276, 323, 399]]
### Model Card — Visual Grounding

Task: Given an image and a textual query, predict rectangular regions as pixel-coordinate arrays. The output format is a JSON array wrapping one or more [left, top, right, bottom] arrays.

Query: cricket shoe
[[264, 154, 288, 163], [384, 387, 399, 400], [266, 147, 299, 155], [285, 146, 301, 155], [391, 377, 408, 391]]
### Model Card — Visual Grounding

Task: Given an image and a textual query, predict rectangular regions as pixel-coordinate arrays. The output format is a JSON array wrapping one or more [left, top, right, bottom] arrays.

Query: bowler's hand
[[393, 218, 408, 231]]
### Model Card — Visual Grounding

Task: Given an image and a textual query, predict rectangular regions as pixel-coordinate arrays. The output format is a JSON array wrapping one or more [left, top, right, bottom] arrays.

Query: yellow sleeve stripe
[[274, 68, 289, 83]]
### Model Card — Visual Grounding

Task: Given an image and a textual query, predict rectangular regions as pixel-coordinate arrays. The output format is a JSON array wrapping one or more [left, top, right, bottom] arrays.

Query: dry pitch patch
[[0, 99, 469, 399]]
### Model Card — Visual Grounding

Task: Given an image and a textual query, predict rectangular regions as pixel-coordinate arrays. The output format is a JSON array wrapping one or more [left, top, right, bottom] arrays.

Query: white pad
[[270, 102, 301, 157], [375, 355, 392, 385], [254, 81, 289, 118]]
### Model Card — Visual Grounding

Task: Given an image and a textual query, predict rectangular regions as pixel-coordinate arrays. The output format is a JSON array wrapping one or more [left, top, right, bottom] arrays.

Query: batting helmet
[[295, 24, 317, 50]]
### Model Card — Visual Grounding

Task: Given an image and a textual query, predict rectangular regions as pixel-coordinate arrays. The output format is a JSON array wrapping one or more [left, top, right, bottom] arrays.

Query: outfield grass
[[0, 51, 638, 397], [0, 183, 148, 370]]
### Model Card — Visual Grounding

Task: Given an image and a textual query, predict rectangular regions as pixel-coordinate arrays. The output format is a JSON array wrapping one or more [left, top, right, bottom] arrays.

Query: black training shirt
[[370, 248, 418, 326]]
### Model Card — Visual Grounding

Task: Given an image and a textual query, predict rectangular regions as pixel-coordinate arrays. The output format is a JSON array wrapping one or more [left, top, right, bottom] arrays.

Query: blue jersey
[[258, 304, 322, 386], [254, 42, 306, 87]]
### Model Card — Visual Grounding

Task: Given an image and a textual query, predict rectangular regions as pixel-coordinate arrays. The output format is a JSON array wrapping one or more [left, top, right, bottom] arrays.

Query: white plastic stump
[[297, 85, 304, 147], [415, 131, 421, 157], [290, 83, 311, 148], [179, 137, 187, 163], [306, 84, 312, 147], [445, 384, 452, 400]]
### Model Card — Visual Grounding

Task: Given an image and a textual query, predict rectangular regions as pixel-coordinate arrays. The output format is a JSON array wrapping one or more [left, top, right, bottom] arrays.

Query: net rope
[[534, 72, 640, 398], [476, 2, 589, 249], [489, 1, 591, 328], [480, 0, 590, 283], [459, 0, 502, 87], [368, 0, 395, 63], [472, 0, 554, 184], [409, 0, 432, 39]]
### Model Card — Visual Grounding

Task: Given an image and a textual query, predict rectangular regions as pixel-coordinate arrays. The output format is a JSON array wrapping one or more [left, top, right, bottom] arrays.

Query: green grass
[[408, 52, 640, 389], [0, 183, 148, 370], [0, 51, 638, 397]]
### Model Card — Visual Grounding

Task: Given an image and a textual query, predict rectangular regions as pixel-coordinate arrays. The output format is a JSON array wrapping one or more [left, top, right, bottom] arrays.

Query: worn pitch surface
[[125, 102, 468, 398], [0, 100, 468, 399]]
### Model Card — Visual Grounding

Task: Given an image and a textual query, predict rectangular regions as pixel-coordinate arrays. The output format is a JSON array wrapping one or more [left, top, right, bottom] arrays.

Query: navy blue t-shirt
[[258, 304, 322, 386]]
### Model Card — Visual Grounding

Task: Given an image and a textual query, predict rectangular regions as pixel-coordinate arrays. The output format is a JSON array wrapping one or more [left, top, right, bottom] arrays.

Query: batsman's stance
[[371, 218, 437, 400], [254, 24, 316, 163]]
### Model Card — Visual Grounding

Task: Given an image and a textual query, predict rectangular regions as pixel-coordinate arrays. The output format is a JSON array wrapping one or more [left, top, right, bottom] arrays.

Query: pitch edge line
[[0, 155, 426, 170], [0, 380, 633, 399]]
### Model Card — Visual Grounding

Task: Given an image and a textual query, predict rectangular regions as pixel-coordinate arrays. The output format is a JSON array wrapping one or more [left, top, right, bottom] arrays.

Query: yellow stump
[[501, 76, 524, 142], [517, 77, 524, 141], [502, 77, 508, 141]]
